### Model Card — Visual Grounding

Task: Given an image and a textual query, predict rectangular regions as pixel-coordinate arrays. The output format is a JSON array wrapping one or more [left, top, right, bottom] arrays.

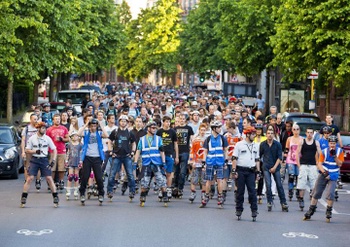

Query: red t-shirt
[[46, 125, 69, 154]]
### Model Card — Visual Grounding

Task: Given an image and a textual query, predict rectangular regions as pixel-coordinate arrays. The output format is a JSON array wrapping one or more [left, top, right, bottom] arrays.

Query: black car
[[0, 125, 22, 179], [282, 112, 324, 124]]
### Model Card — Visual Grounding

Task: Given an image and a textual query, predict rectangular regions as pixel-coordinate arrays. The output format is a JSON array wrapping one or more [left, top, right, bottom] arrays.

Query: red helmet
[[243, 126, 256, 135], [35, 121, 47, 129]]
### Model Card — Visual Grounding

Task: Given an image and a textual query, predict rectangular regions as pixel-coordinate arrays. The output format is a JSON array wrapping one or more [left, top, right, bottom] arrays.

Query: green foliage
[[271, 0, 350, 88], [178, 0, 231, 73], [216, 0, 277, 77], [117, 0, 182, 81]]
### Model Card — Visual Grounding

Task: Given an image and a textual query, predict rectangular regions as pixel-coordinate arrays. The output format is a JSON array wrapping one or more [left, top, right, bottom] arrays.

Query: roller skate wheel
[[66, 197, 69, 201], [190, 201, 193, 204], [140, 202, 145, 207], [87, 195, 91, 199], [129, 198, 133, 202], [99, 202, 103, 206], [74, 196, 78, 200], [158, 198, 162, 202], [164, 203, 168, 207], [179, 196, 182, 199], [326, 218, 330, 223], [252, 217, 256, 222], [218, 205, 223, 209], [54, 204, 58, 208], [81, 202, 85, 206], [237, 216, 241, 221], [300, 207, 304, 211], [199, 204, 206, 208], [20, 204, 25, 208]]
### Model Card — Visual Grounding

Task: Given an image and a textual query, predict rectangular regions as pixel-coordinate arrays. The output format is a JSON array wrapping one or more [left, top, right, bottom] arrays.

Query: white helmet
[[118, 115, 129, 122]]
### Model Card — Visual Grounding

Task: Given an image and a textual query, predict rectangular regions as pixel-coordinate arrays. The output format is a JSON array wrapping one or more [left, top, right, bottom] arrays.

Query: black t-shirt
[[175, 125, 194, 154], [109, 128, 136, 156], [156, 128, 177, 156]]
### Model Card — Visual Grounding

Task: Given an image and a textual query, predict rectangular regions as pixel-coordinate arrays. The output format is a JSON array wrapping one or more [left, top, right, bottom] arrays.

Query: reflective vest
[[206, 135, 225, 166], [322, 147, 342, 181], [140, 135, 162, 166]]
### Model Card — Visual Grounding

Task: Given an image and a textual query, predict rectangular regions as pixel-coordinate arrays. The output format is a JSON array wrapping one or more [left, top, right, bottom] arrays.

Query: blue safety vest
[[140, 135, 162, 166], [321, 147, 342, 181], [206, 135, 225, 166], [81, 130, 105, 162]]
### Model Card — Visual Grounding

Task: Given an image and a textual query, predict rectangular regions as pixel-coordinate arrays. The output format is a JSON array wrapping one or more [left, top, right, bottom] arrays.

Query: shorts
[[205, 165, 224, 181], [287, 163, 299, 176], [223, 164, 232, 179], [296, 164, 318, 190], [191, 167, 206, 185], [312, 173, 337, 200], [165, 156, 174, 174], [50, 154, 66, 172], [28, 157, 51, 177]]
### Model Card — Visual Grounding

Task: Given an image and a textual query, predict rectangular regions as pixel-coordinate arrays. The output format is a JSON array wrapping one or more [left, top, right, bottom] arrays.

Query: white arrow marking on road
[[282, 232, 318, 239], [17, 229, 53, 236]]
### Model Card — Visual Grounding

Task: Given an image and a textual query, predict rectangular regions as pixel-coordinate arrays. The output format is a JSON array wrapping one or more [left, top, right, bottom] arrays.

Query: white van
[[56, 89, 94, 113]]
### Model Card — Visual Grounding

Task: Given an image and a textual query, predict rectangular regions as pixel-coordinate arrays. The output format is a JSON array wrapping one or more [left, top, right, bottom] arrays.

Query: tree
[[216, 0, 278, 77], [270, 0, 350, 89], [119, 0, 182, 82], [178, 0, 230, 73]]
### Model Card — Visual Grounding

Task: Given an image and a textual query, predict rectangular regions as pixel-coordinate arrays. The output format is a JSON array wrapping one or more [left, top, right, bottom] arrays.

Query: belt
[[237, 166, 256, 172], [32, 156, 48, 160]]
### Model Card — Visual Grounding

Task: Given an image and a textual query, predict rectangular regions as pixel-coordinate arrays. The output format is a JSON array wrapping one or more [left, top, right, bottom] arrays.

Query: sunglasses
[[150, 127, 157, 129]]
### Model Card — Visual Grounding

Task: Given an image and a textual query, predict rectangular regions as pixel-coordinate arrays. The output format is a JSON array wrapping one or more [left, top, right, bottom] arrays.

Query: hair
[[285, 120, 293, 127], [199, 123, 207, 130], [67, 99, 72, 104], [266, 124, 275, 134], [162, 116, 171, 122], [243, 117, 252, 124], [107, 114, 115, 121], [228, 122, 236, 129], [53, 113, 61, 119]]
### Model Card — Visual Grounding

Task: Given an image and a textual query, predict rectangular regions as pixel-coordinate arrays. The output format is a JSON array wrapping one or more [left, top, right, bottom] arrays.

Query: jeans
[[80, 156, 105, 196], [107, 156, 135, 193], [173, 152, 189, 190], [236, 167, 257, 211], [263, 166, 287, 204]]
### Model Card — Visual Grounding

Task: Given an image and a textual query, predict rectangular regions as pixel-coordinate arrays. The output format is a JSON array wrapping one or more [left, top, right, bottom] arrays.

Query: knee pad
[[68, 174, 74, 182], [288, 174, 294, 183], [74, 174, 79, 182]]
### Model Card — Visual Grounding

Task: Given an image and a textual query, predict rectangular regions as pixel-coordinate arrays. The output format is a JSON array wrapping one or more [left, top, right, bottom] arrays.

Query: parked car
[[0, 124, 22, 179], [282, 112, 325, 137], [78, 85, 101, 94], [56, 89, 94, 113], [340, 131, 350, 181], [41, 102, 66, 113]]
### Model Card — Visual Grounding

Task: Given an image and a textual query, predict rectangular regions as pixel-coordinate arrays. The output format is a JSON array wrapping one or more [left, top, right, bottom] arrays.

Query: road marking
[[17, 229, 53, 236], [318, 199, 350, 215], [282, 232, 318, 239]]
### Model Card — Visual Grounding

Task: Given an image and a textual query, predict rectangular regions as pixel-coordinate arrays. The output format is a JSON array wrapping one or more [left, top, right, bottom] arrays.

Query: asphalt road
[[1, 174, 349, 247]]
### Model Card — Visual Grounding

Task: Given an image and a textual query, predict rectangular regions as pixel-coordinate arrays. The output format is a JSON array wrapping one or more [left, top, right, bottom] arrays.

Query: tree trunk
[[7, 67, 14, 123]]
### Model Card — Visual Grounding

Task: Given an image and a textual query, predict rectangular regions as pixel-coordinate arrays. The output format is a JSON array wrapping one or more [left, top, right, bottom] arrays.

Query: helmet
[[70, 130, 78, 137], [210, 121, 222, 129], [35, 121, 47, 129], [146, 121, 157, 128], [328, 135, 338, 143], [191, 111, 200, 116], [89, 118, 98, 125], [118, 115, 129, 122], [255, 124, 264, 129], [322, 126, 332, 134], [243, 126, 257, 135], [42, 103, 51, 108]]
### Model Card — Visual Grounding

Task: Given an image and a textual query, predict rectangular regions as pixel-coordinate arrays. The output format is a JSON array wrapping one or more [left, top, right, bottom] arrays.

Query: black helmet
[[328, 135, 338, 143], [255, 123, 264, 129], [322, 126, 332, 134], [89, 118, 98, 125], [42, 103, 51, 108], [146, 121, 157, 128]]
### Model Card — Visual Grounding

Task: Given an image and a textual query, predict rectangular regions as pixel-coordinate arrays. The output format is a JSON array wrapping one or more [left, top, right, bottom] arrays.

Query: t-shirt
[[22, 124, 37, 148], [175, 125, 194, 154], [46, 125, 69, 154], [109, 128, 136, 157], [156, 128, 177, 157], [86, 132, 100, 157], [319, 124, 340, 136]]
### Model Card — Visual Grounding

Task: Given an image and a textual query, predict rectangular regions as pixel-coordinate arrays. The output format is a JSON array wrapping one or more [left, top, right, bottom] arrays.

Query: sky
[[125, 0, 147, 19]]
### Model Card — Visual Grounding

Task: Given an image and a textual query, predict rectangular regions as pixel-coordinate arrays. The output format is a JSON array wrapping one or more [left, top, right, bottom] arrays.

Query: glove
[[130, 151, 135, 158], [64, 160, 68, 168], [322, 171, 330, 180], [256, 171, 262, 180], [231, 168, 238, 178], [133, 162, 138, 170], [224, 159, 229, 166], [47, 160, 55, 169], [78, 161, 83, 169], [36, 150, 41, 155], [201, 161, 206, 168], [330, 149, 336, 157]]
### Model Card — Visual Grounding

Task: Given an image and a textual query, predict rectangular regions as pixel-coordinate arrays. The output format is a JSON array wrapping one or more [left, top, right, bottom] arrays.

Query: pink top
[[286, 137, 302, 164]]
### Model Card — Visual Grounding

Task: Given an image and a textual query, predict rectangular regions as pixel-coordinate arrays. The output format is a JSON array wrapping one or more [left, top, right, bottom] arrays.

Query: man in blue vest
[[304, 135, 344, 222], [133, 121, 168, 207], [200, 121, 228, 208], [77, 118, 109, 205]]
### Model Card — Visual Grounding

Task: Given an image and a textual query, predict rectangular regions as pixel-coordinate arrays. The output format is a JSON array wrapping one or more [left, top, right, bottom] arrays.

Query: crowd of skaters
[[19, 82, 344, 222]]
